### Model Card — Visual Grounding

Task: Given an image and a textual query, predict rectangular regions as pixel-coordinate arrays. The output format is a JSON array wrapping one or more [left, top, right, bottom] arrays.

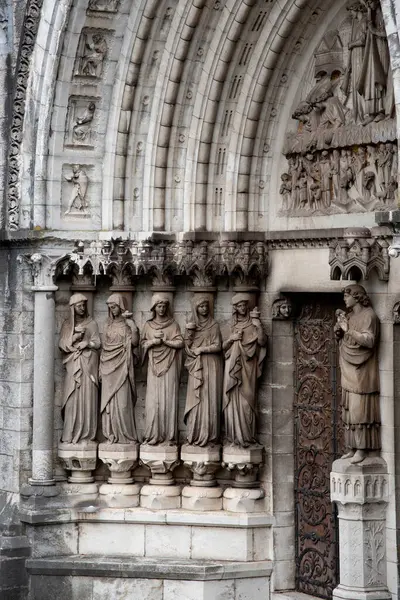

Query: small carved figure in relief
[[342, 3, 368, 124], [88, 0, 119, 11], [141, 294, 184, 445], [279, 173, 292, 211], [184, 296, 223, 446], [80, 34, 107, 78], [334, 285, 381, 464], [100, 294, 139, 444], [64, 165, 89, 215], [59, 294, 101, 444], [73, 102, 96, 144], [222, 294, 267, 447]]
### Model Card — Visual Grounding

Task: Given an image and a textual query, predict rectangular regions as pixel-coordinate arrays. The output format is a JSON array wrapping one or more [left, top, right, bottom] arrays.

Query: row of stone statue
[[59, 292, 267, 450]]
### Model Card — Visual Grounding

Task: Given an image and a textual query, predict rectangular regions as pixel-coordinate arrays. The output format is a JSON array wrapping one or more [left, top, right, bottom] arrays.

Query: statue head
[[150, 293, 172, 320], [69, 293, 88, 318], [343, 284, 371, 308], [232, 293, 251, 320], [106, 293, 127, 319]]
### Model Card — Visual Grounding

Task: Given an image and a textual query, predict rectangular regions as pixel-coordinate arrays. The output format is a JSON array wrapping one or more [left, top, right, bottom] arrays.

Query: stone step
[[272, 592, 324, 600], [27, 555, 273, 600]]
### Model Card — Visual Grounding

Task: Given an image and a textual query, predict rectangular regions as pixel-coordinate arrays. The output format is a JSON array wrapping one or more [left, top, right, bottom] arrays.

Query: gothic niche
[[279, 1, 397, 216]]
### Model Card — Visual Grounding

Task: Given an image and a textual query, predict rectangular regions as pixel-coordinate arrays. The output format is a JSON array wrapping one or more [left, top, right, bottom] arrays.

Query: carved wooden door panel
[[294, 299, 344, 598]]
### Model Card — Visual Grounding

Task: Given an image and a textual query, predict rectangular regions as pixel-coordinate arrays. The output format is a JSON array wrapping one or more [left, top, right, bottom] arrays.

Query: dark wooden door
[[294, 298, 344, 598]]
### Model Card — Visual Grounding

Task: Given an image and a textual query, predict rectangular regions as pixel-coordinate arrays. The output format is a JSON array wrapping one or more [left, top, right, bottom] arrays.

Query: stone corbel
[[329, 228, 389, 281]]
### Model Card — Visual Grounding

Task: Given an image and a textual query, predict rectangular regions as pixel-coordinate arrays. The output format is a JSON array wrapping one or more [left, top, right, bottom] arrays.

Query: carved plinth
[[222, 444, 263, 488], [182, 485, 223, 511], [98, 442, 139, 484], [139, 444, 180, 485], [140, 484, 181, 510], [331, 457, 391, 600], [58, 442, 98, 484], [223, 487, 265, 513], [181, 444, 221, 487]]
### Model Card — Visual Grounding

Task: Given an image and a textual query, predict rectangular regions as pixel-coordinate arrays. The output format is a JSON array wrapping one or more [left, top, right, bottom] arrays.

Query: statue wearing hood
[[59, 293, 101, 444], [222, 294, 267, 447], [100, 294, 139, 444], [184, 296, 223, 446], [141, 294, 184, 445]]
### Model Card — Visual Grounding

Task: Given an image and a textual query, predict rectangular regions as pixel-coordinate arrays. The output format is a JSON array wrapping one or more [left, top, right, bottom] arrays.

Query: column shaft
[[30, 288, 57, 485]]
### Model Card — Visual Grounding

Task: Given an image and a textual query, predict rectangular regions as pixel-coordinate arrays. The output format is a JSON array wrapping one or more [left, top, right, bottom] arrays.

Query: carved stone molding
[[8, 0, 43, 230], [329, 229, 389, 281], [63, 239, 269, 287]]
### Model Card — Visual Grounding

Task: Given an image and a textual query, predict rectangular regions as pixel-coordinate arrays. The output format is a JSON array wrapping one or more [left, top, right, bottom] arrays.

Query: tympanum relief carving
[[65, 98, 97, 148], [280, 1, 397, 216], [75, 30, 108, 79], [63, 165, 90, 216]]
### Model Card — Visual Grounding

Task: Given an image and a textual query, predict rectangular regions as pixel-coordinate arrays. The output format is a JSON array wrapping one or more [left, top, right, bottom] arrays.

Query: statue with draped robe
[[100, 293, 139, 444], [334, 285, 381, 464], [59, 293, 100, 444], [141, 294, 184, 445], [184, 296, 223, 446], [222, 294, 267, 447]]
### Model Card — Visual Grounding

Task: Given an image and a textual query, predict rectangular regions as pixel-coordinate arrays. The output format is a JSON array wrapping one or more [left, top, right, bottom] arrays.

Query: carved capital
[[17, 252, 70, 290], [329, 231, 389, 281]]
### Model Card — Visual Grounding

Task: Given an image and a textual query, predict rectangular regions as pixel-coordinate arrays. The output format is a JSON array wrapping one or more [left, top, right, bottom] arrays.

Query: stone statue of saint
[[100, 294, 139, 444], [184, 296, 223, 446], [334, 285, 380, 464], [59, 293, 101, 444], [222, 294, 267, 447], [141, 294, 184, 445]]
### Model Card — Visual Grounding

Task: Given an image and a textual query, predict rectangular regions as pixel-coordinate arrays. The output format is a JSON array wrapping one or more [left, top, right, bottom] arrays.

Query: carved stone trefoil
[[329, 229, 389, 281]]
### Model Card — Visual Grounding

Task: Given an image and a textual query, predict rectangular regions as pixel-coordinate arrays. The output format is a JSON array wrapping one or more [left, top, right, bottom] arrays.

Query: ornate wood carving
[[294, 300, 344, 598]]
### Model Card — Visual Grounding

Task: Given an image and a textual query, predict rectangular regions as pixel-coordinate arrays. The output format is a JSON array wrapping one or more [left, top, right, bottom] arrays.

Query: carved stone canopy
[[329, 228, 389, 281]]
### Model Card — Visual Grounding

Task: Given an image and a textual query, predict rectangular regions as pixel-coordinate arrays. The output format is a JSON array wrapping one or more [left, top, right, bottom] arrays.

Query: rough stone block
[[191, 526, 252, 561], [235, 576, 269, 600], [144, 524, 191, 559], [78, 522, 145, 556], [92, 578, 163, 600]]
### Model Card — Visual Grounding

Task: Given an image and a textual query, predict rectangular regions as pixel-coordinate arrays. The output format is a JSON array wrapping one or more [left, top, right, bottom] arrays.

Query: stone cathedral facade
[[1, 1, 400, 599]]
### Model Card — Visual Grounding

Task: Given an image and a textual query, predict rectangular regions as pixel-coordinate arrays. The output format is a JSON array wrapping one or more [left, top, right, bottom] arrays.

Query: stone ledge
[[26, 556, 273, 581], [20, 507, 274, 528]]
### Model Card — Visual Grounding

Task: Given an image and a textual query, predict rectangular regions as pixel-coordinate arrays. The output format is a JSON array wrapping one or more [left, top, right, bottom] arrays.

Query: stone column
[[331, 457, 391, 600], [18, 253, 68, 491]]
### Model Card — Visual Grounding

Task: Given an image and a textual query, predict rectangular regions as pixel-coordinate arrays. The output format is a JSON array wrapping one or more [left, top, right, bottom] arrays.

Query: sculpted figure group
[[59, 292, 267, 451]]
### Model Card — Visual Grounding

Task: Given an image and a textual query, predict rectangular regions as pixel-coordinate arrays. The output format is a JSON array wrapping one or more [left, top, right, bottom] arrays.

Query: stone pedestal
[[58, 442, 98, 484], [331, 457, 391, 600], [98, 443, 140, 507], [181, 444, 222, 511], [222, 444, 263, 488], [223, 487, 265, 513], [139, 444, 181, 508]]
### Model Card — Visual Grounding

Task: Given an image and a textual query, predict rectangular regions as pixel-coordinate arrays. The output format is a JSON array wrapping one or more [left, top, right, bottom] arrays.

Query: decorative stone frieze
[[329, 229, 389, 281]]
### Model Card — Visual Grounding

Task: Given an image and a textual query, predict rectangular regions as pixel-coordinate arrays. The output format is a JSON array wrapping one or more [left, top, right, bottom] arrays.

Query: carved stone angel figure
[[100, 294, 139, 444], [59, 293, 100, 444], [222, 294, 267, 447], [141, 294, 184, 445], [184, 296, 223, 446], [334, 285, 381, 464]]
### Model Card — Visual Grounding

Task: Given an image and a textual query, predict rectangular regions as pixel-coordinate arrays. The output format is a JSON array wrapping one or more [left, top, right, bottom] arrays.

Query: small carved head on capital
[[272, 298, 293, 320]]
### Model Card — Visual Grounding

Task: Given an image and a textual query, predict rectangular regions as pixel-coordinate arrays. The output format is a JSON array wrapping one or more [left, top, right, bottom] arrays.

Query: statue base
[[98, 483, 141, 508], [98, 442, 139, 484], [57, 481, 99, 507], [58, 442, 98, 484], [139, 444, 180, 485], [182, 485, 223, 511], [222, 444, 263, 488], [331, 456, 391, 600], [181, 444, 221, 487], [140, 484, 181, 509], [223, 487, 265, 513]]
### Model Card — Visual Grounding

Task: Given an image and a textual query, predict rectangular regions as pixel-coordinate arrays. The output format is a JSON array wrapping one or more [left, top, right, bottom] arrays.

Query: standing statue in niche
[[184, 296, 223, 446], [59, 294, 101, 444], [334, 285, 381, 464], [100, 294, 139, 444], [342, 2, 368, 124], [141, 294, 184, 445], [222, 294, 267, 447]]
